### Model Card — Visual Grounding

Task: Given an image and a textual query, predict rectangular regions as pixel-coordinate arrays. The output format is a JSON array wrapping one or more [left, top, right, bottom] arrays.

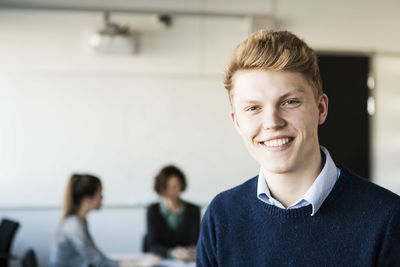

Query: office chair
[[0, 218, 20, 267], [21, 249, 38, 267]]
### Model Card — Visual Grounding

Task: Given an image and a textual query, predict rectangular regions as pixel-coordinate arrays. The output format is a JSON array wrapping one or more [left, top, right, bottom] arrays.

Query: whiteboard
[[0, 72, 258, 207]]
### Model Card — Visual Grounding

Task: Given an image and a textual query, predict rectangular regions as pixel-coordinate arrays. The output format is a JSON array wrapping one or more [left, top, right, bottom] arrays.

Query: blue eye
[[283, 99, 299, 105], [246, 105, 262, 112]]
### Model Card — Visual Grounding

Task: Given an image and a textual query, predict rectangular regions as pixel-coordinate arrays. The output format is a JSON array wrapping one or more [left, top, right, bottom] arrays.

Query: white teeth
[[264, 138, 290, 147]]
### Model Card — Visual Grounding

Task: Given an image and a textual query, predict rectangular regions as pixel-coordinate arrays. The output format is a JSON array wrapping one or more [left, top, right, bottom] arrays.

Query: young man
[[196, 30, 400, 266]]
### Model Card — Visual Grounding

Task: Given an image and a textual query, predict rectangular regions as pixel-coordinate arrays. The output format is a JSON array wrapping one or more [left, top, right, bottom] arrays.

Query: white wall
[[373, 55, 400, 192], [0, 9, 258, 267], [1, 1, 400, 266], [275, 0, 400, 53], [0, 11, 259, 208], [0, 74, 256, 206]]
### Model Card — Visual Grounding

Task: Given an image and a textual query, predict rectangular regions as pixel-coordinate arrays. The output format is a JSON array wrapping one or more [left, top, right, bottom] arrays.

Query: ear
[[231, 111, 243, 136], [79, 196, 90, 208], [317, 94, 329, 125]]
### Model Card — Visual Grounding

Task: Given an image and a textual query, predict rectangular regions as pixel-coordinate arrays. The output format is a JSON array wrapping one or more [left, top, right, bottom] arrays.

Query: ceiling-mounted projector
[[90, 12, 137, 54]]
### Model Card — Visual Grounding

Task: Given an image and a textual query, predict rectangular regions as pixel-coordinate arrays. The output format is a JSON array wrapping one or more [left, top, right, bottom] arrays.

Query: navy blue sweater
[[196, 166, 400, 266]]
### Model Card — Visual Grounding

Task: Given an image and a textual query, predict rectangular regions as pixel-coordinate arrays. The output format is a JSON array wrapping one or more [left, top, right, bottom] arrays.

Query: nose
[[262, 106, 286, 130]]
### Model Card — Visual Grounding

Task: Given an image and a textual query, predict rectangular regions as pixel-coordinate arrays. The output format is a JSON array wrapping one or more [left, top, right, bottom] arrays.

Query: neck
[[263, 148, 324, 208], [162, 197, 181, 213], [77, 205, 90, 221]]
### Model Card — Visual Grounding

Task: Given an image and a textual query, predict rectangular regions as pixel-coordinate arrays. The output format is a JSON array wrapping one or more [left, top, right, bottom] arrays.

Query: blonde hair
[[224, 30, 322, 101]]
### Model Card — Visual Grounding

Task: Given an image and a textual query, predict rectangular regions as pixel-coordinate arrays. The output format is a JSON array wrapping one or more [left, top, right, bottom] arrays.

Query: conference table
[[111, 253, 196, 267]]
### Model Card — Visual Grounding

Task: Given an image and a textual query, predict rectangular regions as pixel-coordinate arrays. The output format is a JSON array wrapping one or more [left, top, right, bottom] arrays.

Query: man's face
[[231, 70, 328, 175]]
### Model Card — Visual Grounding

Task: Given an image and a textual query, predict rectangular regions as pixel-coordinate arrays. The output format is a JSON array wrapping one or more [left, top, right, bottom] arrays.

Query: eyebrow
[[279, 87, 306, 100], [236, 87, 307, 105], [235, 99, 262, 107]]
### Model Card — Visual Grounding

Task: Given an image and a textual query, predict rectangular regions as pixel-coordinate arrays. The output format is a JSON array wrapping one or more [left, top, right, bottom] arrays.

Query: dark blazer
[[145, 201, 201, 257]]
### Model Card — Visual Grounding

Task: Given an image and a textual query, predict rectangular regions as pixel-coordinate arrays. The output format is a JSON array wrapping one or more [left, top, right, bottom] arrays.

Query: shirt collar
[[257, 146, 340, 216], [159, 199, 185, 217]]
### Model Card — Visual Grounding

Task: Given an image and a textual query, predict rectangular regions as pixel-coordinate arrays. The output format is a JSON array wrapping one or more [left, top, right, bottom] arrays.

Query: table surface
[[110, 252, 196, 267]]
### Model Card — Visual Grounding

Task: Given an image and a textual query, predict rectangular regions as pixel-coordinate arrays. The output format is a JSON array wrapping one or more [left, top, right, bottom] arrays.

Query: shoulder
[[147, 202, 160, 210], [61, 215, 85, 234], [182, 201, 201, 215], [183, 201, 200, 210], [63, 215, 82, 225], [147, 202, 160, 213], [207, 176, 258, 214], [214, 175, 258, 203], [340, 166, 399, 200], [338, 166, 400, 212]]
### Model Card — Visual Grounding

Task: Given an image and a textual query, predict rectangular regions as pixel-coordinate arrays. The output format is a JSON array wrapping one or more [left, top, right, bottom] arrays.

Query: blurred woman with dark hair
[[145, 165, 200, 261], [49, 174, 125, 267]]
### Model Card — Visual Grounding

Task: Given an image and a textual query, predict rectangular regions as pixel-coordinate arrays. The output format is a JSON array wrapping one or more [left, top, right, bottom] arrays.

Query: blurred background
[[0, 0, 399, 266]]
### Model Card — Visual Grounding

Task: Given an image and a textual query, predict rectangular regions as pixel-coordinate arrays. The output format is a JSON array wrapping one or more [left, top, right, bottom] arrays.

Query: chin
[[260, 160, 294, 174], [270, 167, 292, 174], [264, 167, 290, 174]]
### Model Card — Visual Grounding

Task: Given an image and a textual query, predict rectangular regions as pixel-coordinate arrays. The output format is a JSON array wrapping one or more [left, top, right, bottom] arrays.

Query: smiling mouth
[[260, 137, 294, 148]]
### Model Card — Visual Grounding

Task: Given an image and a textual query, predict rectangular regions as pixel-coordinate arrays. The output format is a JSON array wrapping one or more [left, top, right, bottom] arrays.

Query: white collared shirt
[[257, 146, 340, 216]]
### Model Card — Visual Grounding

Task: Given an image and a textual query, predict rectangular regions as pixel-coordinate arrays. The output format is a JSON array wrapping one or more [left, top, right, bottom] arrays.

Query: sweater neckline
[[257, 165, 348, 218], [261, 202, 313, 218]]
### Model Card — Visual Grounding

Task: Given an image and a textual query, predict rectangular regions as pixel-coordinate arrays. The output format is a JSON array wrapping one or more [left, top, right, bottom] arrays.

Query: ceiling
[[0, 0, 276, 17]]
